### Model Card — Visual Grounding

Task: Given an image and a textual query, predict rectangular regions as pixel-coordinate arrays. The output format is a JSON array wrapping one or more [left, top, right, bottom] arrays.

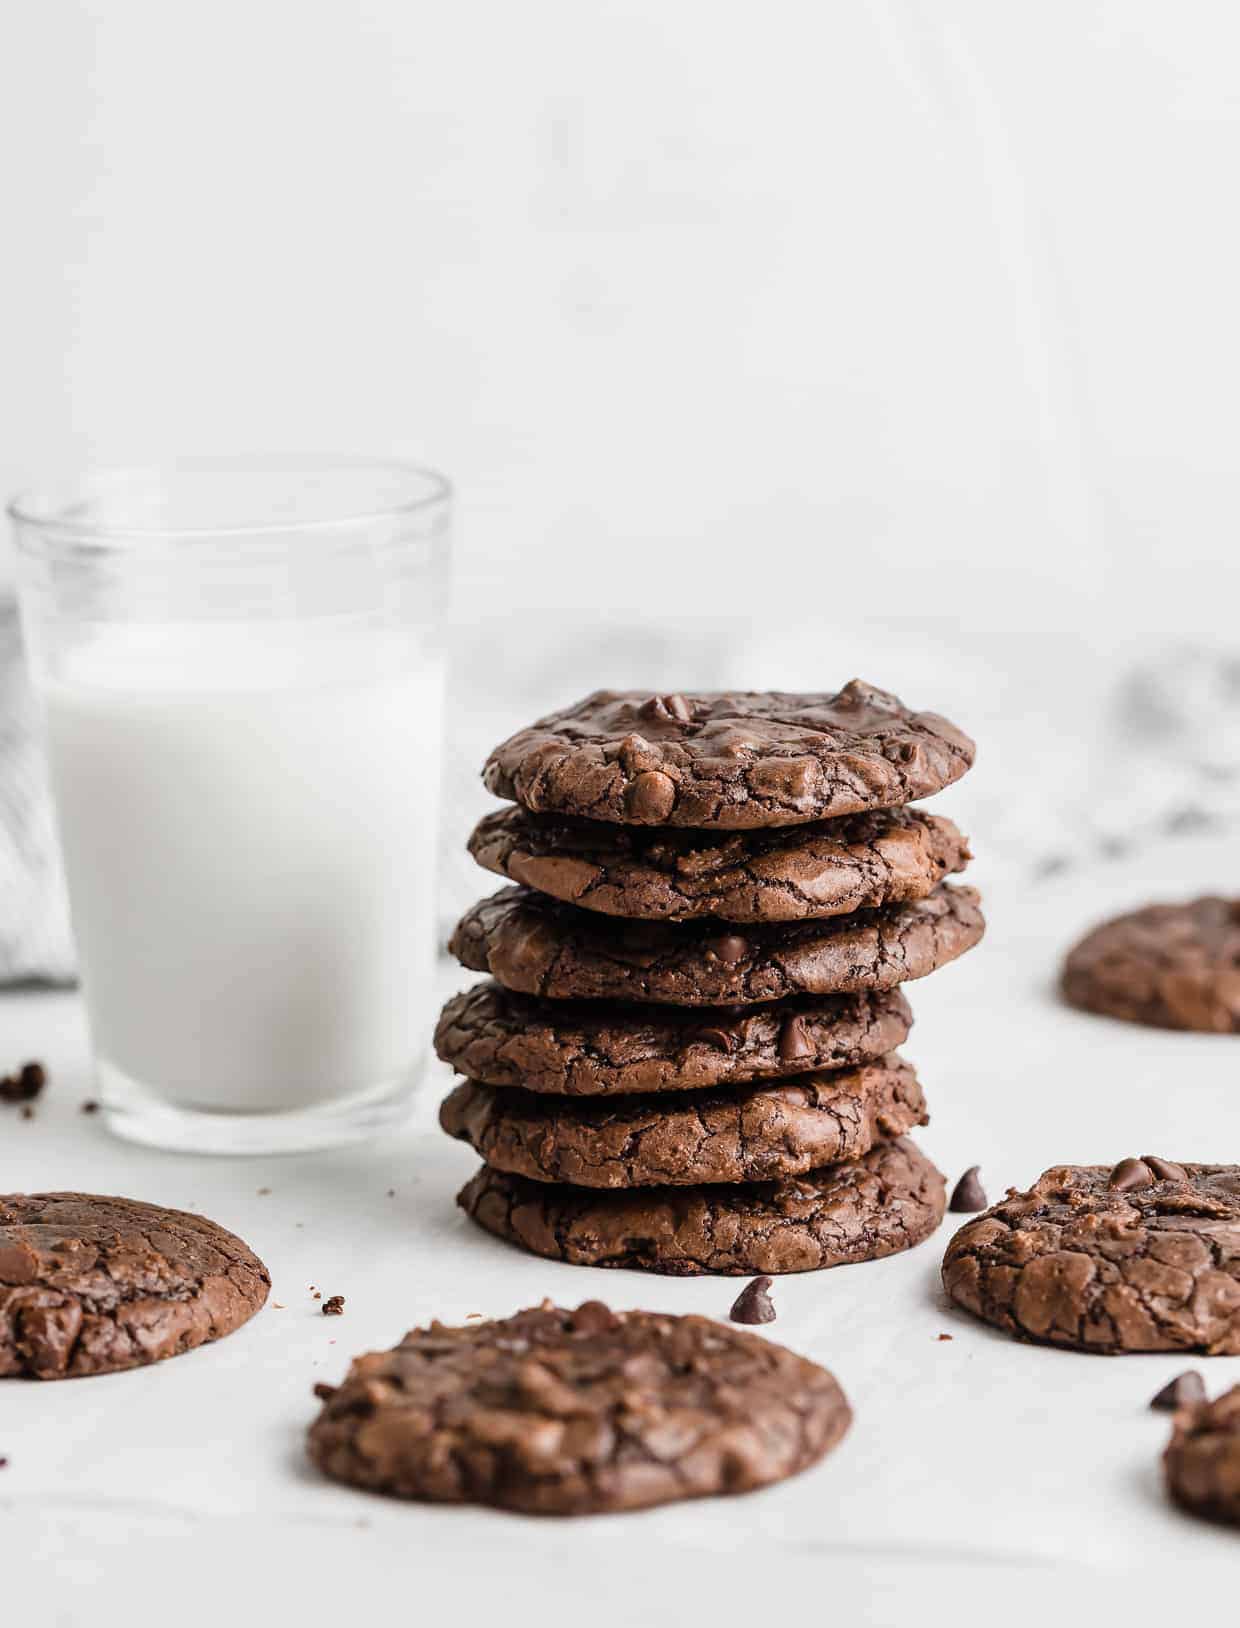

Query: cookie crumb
[[729, 1276, 776, 1325], [937, 1333, 953, 1342], [313, 1382, 337, 1401], [0, 1456, 8, 1468], [272, 1302, 286, 1310], [386, 1188, 396, 1198], [80, 1100, 100, 1115], [0, 1062, 46, 1104], [256, 1187, 272, 1196], [948, 1166, 987, 1212], [322, 1295, 345, 1317], [19, 1104, 34, 1121]]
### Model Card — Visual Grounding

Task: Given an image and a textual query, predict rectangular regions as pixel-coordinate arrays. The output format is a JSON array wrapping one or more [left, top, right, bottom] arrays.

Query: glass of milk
[[9, 459, 450, 1154]]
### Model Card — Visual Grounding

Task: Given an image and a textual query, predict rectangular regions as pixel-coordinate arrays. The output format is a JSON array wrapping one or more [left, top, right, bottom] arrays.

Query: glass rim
[[7, 455, 452, 550]]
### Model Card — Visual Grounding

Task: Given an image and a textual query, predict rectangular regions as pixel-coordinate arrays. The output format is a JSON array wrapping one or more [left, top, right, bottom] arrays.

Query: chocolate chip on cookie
[[1164, 1385, 1240, 1525], [942, 1161, 1240, 1353], [1063, 897, 1240, 1032], [307, 1301, 851, 1513], [483, 683, 975, 829], [439, 1055, 928, 1188], [449, 883, 984, 1006], [468, 805, 971, 923], [0, 1193, 269, 1379], [435, 983, 913, 1096], [458, 1136, 946, 1276]]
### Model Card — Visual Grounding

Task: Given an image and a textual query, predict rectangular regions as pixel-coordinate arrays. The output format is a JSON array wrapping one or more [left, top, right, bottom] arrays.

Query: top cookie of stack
[[438, 681, 983, 1275]]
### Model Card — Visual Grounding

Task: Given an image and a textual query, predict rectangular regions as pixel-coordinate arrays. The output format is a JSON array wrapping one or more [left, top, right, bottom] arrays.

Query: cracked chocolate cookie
[[450, 883, 984, 1006], [435, 983, 913, 1096], [1062, 897, 1240, 1032], [483, 683, 975, 829], [457, 1135, 946, 1275], [440, 1054, 927, 1188], [468, 805, 971, 923], [942, 1158, 1240, 1353], [307, 1300, 851, 1513], [1164, 1385, 1240, 1525], [0, 1193, 269, 1379]]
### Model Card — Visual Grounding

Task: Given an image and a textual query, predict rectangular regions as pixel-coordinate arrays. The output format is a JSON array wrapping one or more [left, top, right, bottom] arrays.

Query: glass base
[[96, 1059, 422, 1155]]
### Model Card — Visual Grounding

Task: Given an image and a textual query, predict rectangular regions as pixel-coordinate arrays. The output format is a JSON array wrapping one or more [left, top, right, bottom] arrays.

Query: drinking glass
[[9, 458, 451, 1154]]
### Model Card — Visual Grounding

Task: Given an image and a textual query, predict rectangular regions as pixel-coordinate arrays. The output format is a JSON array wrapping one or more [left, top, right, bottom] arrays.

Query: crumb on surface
[[0, 1062, 46, 1104], [80, 1100, 100, 1115], [937, 1333, 954, 1341], [322, 1295, 345, 1317], [256, 1187, 271, 1196]]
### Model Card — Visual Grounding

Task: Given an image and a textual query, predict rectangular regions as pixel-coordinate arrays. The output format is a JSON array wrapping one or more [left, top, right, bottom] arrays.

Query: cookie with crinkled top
[[434, 982, 913, 1096], [1164, 1384, 1240, 1524], [1063, 897, 1240, 1032], [482, 683, 975, 829], [440, 1054, 927, 1188], [0, 1192, 269, 1379], [307, 1301, 851, 1513], [468, 804, 970, 923], [449, 883, 984, 1007], [942, 1158, 1240, 1353], [458, 1136, 945, 1276]]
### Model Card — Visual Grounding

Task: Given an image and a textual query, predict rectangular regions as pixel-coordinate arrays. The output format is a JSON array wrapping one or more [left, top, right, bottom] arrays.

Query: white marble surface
[[3, 823, 1240, 1624]]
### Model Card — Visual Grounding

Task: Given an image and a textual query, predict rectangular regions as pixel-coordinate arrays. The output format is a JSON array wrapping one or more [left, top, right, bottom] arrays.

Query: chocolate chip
[[313, 1382, 338, 1401], [937, 1333, 953, 1342], [1108, 1157, 1153, 1193], [712, 933, 748, 966], [0, 1062, 45, 1104], [778, 1013, 814, 1062], [322, 1295, 345, 1316], [624, 769, 676, 822], [640, 693, 693, 724], [729, 1276, 776, 1325], [569, 1300, 619, 1335], [1150, 1370, 1206, 1411], [948, 1166, 988, 1212], [693, 1025, 735, 1053], [1141, 1155, 1188, 1184]]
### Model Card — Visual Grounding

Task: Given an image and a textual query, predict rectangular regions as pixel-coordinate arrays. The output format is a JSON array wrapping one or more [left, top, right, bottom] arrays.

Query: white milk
[[43, 625, 443, 1113]]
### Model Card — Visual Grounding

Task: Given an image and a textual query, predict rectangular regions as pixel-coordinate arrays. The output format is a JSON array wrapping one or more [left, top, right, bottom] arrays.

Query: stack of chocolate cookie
[[436, 683, 983, 1276]]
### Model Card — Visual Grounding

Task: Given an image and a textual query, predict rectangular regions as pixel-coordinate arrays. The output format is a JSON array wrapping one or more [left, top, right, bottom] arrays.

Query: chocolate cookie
[[942, 1158, 1240, 1354], [307, 1301, 851, 1513], [1062, 897, 1240, 1032], [0, 1193, 269, 1379], [468, 805, 971, 923], [439, 1055, 927, 1188], [435, 983, 914, 1096], [458, 1136, 946, 1275], [1164, 1385, 1240, 1525], [483, 683, 975, 829], [449, 883, 984, 1006]]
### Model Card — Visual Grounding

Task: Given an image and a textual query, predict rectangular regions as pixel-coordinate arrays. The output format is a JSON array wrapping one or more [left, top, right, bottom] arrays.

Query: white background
[[2, 0, 1238, 632], [3, 5, 1240, 1623]]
